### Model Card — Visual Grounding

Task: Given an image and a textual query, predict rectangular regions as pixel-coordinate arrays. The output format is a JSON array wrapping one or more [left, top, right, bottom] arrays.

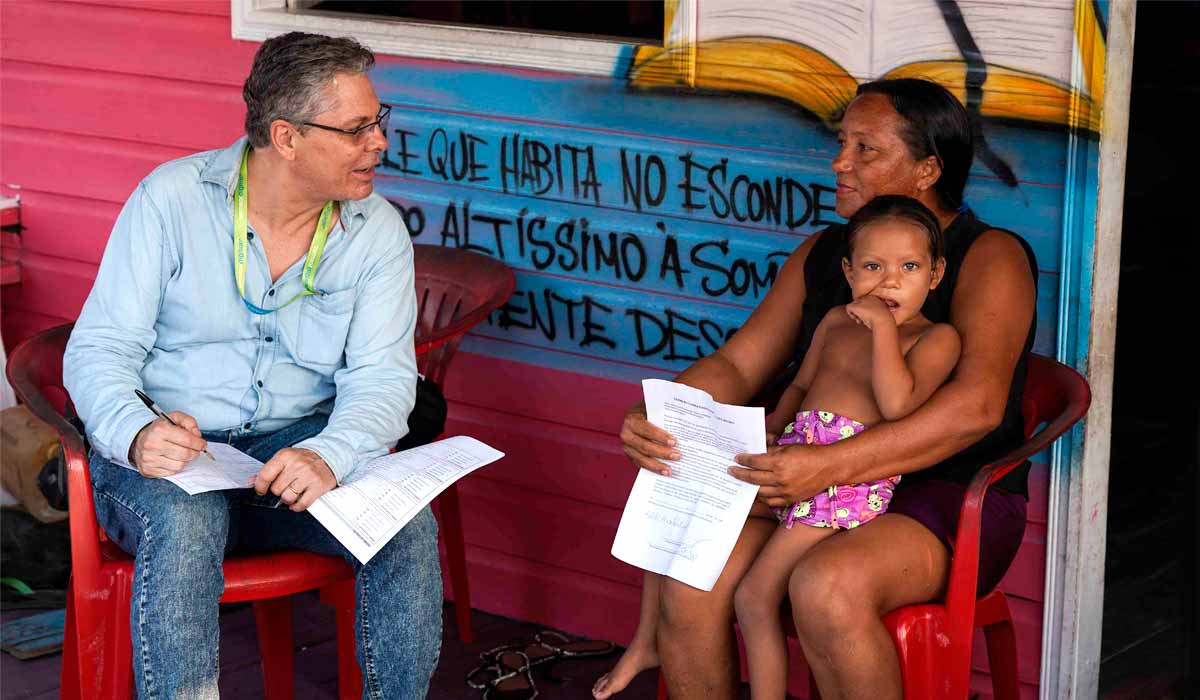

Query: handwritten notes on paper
[[163, 442, 269, 495], [611, 379, 765, 591]]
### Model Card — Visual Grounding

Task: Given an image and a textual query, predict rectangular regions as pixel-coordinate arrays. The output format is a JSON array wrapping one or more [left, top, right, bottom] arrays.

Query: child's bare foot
[[592, 638, 659, 699]]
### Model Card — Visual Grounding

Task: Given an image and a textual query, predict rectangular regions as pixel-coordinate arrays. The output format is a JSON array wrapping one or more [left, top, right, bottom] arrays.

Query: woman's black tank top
[[795, 210, 1038, 496]]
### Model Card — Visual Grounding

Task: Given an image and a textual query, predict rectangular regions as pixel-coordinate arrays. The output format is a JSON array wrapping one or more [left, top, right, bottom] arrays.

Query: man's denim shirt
[[64, 137, 418, 483]]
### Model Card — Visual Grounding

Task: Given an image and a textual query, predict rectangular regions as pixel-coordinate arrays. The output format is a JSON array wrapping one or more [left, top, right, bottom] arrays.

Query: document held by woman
[[611, 380, 765, 591]]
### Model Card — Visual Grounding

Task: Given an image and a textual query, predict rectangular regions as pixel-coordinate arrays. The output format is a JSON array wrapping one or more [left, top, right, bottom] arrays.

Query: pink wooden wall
[[0, 2, 1046, 697]]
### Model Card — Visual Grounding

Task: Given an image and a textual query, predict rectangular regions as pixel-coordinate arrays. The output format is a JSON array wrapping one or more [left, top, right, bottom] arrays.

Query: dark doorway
[[1101, 2, 1199, 697]]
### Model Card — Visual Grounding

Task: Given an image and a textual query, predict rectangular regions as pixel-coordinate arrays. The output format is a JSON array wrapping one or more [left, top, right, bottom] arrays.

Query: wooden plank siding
[[0, 3, 1062, 698]]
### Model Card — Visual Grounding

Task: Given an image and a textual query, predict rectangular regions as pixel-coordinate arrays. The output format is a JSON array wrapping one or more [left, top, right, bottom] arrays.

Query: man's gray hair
[[243, 32, 375, 148]]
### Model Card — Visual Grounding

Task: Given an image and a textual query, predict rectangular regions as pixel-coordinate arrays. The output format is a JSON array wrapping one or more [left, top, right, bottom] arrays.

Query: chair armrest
[[940, 365, 1091, 682]]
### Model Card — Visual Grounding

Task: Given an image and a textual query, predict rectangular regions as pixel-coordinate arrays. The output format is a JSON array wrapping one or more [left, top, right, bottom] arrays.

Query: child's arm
[[870, 319, 961, 421], [765, 310, 834, 436]]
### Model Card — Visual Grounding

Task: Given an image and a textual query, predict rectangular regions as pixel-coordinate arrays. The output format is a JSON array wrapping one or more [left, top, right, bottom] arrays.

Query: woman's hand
[[727, 443, 837, 507], [619, 404, 680, 477]]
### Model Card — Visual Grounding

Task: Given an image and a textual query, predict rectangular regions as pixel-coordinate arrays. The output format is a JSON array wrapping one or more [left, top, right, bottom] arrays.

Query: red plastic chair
[[658, 353, 1091, 700], [5, 323, 361, 700], [413, 243, 517, 645]]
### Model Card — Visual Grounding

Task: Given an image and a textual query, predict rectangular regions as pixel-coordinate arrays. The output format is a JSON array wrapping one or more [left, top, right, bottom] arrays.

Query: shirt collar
[[201, 136, 368, 223]]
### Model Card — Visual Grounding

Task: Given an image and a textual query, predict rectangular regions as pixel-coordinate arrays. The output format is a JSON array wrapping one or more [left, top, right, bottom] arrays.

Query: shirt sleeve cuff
[[110, 411, 156, 471], [293, 436, 351, 484]]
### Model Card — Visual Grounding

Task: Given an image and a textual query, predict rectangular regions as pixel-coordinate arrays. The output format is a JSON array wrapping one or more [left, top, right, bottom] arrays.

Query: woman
[[617, 78, 1037, 699]]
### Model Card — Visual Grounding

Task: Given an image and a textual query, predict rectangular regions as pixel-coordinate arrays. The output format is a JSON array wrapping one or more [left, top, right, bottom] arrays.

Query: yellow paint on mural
[[630, 2, 1108, 133]]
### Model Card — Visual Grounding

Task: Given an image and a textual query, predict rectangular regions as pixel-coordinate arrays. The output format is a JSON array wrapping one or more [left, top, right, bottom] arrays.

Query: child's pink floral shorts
[[771, 410, 900, 530]]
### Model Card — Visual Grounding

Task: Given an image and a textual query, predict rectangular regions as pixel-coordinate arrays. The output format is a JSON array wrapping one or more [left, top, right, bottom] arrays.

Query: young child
[[594, 195, 961, 699]]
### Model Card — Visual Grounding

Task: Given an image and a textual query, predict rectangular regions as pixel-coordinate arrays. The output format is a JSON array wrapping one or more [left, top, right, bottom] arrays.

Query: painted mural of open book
[[630, 0, 1106, 132]]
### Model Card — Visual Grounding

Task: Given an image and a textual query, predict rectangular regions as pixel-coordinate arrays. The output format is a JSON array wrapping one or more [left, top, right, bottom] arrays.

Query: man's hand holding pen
[[129, 412, 209, 478]]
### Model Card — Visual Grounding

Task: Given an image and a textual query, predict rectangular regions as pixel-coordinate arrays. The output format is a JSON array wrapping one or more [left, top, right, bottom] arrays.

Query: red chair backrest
[[5, 322, 109, 592], [411, 244, 515, 385]]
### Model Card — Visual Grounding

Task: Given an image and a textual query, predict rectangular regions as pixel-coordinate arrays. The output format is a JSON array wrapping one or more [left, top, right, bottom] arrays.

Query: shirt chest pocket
[[296, 288, 356, 367]]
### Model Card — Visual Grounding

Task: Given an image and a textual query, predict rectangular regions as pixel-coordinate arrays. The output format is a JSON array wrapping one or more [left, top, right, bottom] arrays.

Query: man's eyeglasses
[[301, 104, 391, 144]]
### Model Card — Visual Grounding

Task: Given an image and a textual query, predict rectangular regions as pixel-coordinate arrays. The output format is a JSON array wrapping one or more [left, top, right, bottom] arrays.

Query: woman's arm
[[620, 233, 822, 476], [730, 230, 1035, 505]]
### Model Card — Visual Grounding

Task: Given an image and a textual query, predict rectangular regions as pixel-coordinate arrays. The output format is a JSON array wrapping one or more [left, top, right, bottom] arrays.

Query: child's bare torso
[[799, 307, 936, 426]]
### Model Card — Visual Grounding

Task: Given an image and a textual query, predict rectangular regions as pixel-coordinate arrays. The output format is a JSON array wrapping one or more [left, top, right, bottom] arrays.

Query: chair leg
[[321, 580, 362, 700], [977, 592, 1020, 700], [983, 618, 1021, 700], [436, 483, 474, 643], [60, 585, 82, 700], [253, 597, 295, 699]]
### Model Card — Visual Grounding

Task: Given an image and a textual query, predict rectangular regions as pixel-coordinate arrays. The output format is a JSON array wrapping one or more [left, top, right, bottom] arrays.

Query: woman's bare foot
[[592, 637, 660, 699]]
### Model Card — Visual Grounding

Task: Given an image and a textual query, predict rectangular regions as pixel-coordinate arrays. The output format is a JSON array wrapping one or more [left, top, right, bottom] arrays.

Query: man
[[63, 32, 441, 698]]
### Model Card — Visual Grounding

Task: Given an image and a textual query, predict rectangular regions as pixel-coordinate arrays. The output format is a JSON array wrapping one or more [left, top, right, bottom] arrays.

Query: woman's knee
[[658, 577, 725, 635]]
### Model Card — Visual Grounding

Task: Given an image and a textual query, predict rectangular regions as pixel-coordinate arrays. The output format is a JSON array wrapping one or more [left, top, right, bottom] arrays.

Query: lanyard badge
[[233, 146, 335, 315]]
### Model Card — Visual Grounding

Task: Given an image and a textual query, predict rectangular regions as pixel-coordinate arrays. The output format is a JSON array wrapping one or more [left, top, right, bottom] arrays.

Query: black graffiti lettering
[[787, 179, 813, 228], [439, 201, 495, 256], [554, 220, 580, 272], [391, 201, 426, 237], [500, 134, 601, 204], [658, 231, 689, 289], [382, 129, 422, 175], [496, 287, 615, 349], [620, 234, 648, 282], [698, 319, 727, 354], [812, 183, 840, 225], [627, 308, 668, 356], [690, 241, 789, 298], [497, 288, 557, 339], [472, 213, 510, 260], [620, 149, 668, 213], [516, 209, 555, 269], [706, 159, 730, 218], [564, 144, 602, 204], [582, 297, 616, 349], [626, 308, 725, 362], [427, 128, 489, 183], [677, 154, 708, 212]]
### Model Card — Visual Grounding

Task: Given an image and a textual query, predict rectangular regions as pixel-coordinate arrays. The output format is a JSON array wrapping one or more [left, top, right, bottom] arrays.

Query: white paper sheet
[[611, 379, 766, 591], [307, 436, 504, 564], [163, 442, 266, 495], [162, 436, 504, 565]]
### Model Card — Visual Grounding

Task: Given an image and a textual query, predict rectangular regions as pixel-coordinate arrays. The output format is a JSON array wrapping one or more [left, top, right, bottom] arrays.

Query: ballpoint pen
[[133, 388, 216, 461]]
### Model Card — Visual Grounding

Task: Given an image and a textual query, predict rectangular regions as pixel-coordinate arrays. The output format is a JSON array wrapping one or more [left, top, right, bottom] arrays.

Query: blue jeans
[[89, 413, 443, 699]]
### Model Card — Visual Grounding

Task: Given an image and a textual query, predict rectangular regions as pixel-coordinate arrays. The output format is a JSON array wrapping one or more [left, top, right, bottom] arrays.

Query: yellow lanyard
[[233, 146, 334, 315]]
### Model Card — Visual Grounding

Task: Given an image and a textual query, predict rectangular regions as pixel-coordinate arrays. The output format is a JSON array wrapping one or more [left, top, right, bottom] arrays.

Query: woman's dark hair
[[845, 195, 944, 261], [855, 78, 973, 212]]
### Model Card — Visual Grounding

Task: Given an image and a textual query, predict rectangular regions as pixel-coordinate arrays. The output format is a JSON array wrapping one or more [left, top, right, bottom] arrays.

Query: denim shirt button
[[256, 380, 264, 388], [243, 422, 252, 430], [268, 289, 275, 297], [264, 336, 273, 343], [247, 231, 254, 240]]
